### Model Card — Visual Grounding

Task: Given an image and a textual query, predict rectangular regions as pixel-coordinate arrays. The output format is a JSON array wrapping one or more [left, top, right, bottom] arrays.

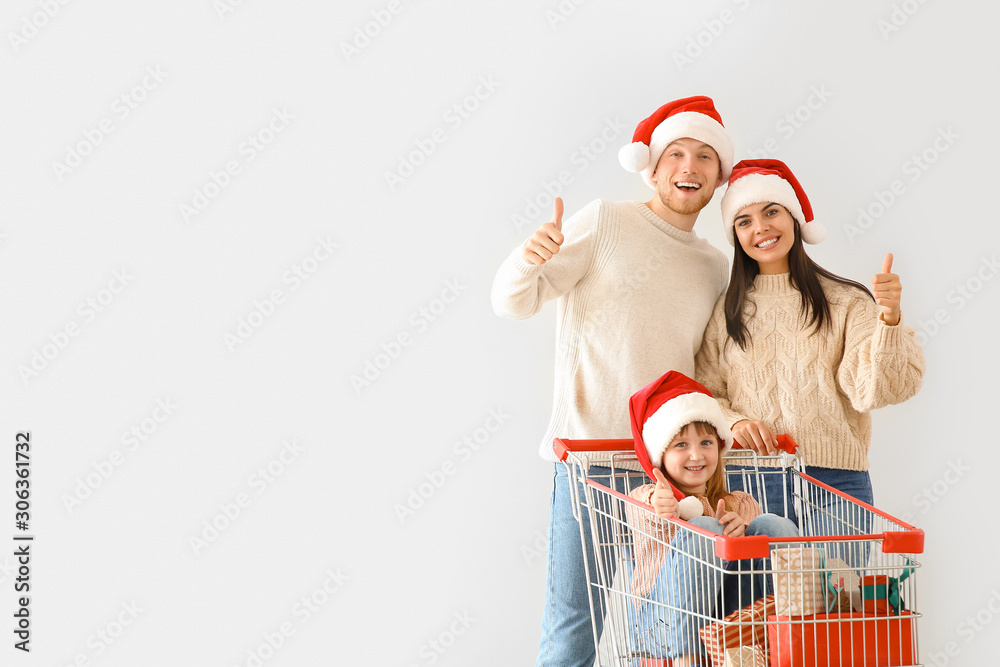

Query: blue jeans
[[538, 463, 643, 667], [631, 513, 799, 661], [727, 465, 873, 568]]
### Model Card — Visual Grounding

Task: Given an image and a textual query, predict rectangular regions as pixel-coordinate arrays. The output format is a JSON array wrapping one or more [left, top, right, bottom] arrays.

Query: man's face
[[649, 138, 722, 216]]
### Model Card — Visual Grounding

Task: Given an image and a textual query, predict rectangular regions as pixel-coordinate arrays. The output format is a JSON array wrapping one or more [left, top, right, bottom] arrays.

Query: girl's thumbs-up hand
[[649, 468, 678, 519], [716, 499, 746, 537], [522, 198, 565, 266], [872, 252, 902, 326]]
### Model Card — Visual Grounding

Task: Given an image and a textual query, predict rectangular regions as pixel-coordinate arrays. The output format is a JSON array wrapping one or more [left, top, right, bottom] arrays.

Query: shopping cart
[[556, 438, 923, 667]]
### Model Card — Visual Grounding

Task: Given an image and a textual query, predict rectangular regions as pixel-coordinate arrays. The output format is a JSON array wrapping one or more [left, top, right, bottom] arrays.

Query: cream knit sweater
[[695, 273, 926, 471], [492, 199, 729, 461]]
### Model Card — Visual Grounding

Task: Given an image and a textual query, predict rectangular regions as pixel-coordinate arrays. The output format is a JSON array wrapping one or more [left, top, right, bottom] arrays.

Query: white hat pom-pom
[[801, 220, 827, 245], [677, 496, 703, 521], [618, 142, 650, 172]]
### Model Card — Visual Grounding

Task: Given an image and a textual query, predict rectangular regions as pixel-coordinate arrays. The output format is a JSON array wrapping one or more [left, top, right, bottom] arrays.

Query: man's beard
[[655, 184, 713, 216]]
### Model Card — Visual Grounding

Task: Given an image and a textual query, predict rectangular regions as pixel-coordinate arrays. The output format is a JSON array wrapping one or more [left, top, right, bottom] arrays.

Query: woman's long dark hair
[[725, 215, 874, 350]]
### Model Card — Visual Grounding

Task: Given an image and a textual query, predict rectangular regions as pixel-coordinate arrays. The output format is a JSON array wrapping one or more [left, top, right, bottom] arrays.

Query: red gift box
[[861, 574, 907, 615], [766, 611, 916, 667], [699, 596, 774, 666]]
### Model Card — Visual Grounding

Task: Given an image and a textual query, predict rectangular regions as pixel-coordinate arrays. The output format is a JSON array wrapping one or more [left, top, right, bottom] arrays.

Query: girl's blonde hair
[[661, 421, 735, 512]]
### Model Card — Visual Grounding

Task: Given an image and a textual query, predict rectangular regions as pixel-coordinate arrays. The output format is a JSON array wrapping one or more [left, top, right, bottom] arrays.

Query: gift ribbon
[[801, 547, 844, 614], [861, 558, 914, 613], [819, 549, 842, 613]]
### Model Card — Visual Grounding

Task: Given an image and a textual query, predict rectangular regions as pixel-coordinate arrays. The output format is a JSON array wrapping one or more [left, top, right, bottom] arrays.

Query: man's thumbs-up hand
[[872, 252, 902, 326], [522, 197, 565, 266]]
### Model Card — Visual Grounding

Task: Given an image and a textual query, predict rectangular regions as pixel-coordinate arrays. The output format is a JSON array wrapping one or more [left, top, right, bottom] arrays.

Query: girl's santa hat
[[618, 95, 734, 189], [720, 158, 826, 246], [629, 371, 733, 520]]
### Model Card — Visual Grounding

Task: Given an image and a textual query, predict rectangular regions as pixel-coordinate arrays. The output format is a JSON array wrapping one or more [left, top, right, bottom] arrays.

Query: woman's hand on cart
[[731, 419, 780, 454], [715, 499, 746, 537], [649, 469, 679, 519]]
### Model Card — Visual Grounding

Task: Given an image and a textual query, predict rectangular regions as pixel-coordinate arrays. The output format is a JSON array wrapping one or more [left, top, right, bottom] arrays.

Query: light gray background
[[2, 1, 998, 665]]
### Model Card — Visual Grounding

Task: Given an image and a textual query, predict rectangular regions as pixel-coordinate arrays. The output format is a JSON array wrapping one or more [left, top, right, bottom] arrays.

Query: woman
[[694, 159, 925, 550]]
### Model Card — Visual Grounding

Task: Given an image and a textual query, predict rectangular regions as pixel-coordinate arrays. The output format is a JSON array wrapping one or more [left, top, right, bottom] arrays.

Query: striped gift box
[[724, 646, 767, 667], [699, 595, 774, 666]]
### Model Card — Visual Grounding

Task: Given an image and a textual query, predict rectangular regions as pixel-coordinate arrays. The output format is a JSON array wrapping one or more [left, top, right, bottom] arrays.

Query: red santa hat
[[619, 95, 734, 189], [720, 159, 826, 246], [629, 371, 733, 520]]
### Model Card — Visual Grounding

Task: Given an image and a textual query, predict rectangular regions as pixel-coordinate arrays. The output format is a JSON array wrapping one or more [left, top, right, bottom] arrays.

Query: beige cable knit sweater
[[492, 199, 728, 461], [695, 273, 926, 471]]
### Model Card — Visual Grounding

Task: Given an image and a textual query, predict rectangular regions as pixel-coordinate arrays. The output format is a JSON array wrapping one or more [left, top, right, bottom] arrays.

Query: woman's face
[[734, 202, 796, 275]]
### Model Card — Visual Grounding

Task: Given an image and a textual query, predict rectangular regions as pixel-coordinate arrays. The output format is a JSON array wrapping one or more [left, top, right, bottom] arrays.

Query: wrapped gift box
[[766, 611, 916, 667], [861, 574, 909, 615], [771, 547, 831, 616], [723, 645, 766, 667], [827, 557, 863, 613], [699, 596, 774, 666]]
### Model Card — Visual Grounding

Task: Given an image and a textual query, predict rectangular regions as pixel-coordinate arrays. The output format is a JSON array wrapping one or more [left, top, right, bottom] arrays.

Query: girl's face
[[660, 423, 720, 495], [734, 202, 796, 275]]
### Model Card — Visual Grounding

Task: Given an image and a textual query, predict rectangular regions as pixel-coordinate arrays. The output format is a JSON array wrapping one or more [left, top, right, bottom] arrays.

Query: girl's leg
[[747, 513, 800, 538], [725, 465, 798, 524], [632, 516, 724, 662], [722, 513, 800, 609]]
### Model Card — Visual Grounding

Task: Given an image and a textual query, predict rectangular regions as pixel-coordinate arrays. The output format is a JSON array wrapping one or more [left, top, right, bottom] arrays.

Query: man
[[491, 95, 734, 667]]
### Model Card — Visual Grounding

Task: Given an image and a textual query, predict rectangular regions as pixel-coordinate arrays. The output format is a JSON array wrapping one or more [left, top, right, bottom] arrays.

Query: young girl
[[694, 159, 925, 536], [627, 371, 797, 667]]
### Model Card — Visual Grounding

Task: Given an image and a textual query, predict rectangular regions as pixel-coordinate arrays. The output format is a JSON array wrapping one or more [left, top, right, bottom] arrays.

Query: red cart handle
[[554, 438, 633, 461], [730, 433, 799, 454], [554, 434, 798, 461]]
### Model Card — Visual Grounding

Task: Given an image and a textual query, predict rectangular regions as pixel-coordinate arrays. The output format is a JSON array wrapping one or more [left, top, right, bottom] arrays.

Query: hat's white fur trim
[[641, 391, 733, 470], [721, 172, 825, 246], [639, 111, 734, 190]]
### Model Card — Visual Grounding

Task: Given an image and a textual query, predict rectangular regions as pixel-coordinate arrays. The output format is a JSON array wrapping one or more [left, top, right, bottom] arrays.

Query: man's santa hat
[[629, 371, 733, 520], [720, 158, 826, 246], [618, 95, 734, 189]]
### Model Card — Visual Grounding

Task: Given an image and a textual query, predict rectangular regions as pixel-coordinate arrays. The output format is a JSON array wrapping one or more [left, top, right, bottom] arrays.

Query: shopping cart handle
[[554, 434, 797, 461], [714, 534, 772, 561], [730, 433, 798, 454], [775, 434, 797, 453], [553, 438, 633, 462]]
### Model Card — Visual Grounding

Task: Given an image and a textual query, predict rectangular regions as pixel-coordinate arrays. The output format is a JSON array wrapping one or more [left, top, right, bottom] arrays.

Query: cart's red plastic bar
[[554, 435, 797, 462], [796, 470, 924, 554], [587, 479, 923, 560], [589, 478, 739, 539], [554, 438, 633, 461], [560, 438, 924, 558], [586, 479, 791, 559]]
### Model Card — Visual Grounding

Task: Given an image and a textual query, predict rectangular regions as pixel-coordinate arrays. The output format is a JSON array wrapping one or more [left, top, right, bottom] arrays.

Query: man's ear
[[715, 170, 724, 188]]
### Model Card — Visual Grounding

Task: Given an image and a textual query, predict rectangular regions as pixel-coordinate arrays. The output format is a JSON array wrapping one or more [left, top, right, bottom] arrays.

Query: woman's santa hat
[[629, 371, 733, 520], [720, 158, 826, 246], [618, 95, 734, 189]]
